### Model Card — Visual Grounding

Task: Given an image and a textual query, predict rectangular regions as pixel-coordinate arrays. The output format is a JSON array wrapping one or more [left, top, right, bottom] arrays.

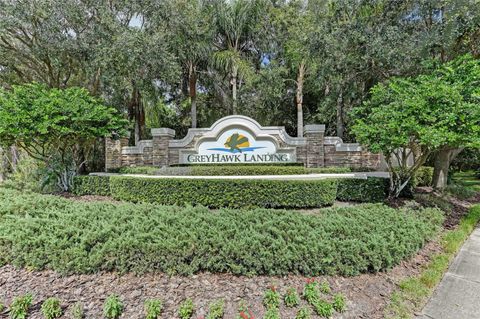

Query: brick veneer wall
[[105, 122, 381, 171]]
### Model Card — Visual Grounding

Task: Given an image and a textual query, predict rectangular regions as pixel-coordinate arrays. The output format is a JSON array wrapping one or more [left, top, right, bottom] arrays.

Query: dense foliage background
[[1, 0, 478, 140]]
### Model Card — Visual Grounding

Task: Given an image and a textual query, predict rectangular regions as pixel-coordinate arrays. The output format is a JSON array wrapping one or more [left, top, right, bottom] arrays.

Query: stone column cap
[[151, 128, 175, 137], [106, 131, 131, 139], [304, 124, 325, 134]]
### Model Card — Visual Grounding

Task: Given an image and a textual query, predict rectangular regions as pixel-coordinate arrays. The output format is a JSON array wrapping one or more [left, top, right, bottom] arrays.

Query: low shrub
[[414, 166, 434, 187], [118, 166, 160, 175], [108, 176, 338, 208], [73, 175, 111, 196], [284, 287, 300, 308], [263, 307, 281, 319], [303, 280, 320, 304], [336, 177, 388, 202], [172, 162, 304, 167], [117, 165, 351, 176], [189, 166, 350, 176], [41, 297, 62, 319], [144, 299, 163, 319], [263, 286, 280, 309], [103, 295, 123, 319], [8, 293, 33, 319], [178, 299, 194, 319], [0, 188, 443, 277], [70, 302, 84, 319], [313, 299, 334, 318], [446, 183, 477, 200], [295, 307, 312, 319], [206, 299, 224, 319], [332, 294, 346, 313], [319, 281, 331, 294], [237, 301, 254, 319]]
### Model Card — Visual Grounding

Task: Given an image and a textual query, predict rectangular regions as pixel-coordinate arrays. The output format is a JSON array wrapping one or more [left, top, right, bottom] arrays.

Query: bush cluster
[[414, 166, 434, 187], [336, 178, 389, 202], [0, 188, 443, 276], [74, 175, 389, 207], [73, 175, 111, 196], [75, 176, 338, 208]]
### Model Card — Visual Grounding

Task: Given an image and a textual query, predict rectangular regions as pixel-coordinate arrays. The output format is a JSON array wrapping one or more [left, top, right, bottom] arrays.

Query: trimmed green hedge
[[337, 178, 389, 202], [73, 175, 111, 196], [73, 175, 390, 206], [109, 176, 338, 208], [117, 165, 351, 176], [171, 162, 305, 167], [0, 188, 444, 276]]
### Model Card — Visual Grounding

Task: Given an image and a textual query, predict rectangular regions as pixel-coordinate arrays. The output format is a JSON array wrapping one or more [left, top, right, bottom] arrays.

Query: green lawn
[[446, 171, 480, 200], [0, 187, 443, 277]]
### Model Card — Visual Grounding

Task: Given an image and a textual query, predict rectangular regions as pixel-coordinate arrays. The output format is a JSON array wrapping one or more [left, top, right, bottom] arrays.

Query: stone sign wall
[[105, 115, 380, 170]]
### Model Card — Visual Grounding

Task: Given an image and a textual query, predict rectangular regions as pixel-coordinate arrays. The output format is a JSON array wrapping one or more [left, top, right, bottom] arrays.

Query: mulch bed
[[1, 191, 474, 318], [0, 240, 441, 319]]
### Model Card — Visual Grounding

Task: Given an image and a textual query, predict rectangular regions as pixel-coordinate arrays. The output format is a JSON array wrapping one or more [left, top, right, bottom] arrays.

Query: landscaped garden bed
[[0, 187, 449, 318], [0, 188, 441, 276], [1, 175, 479, 318]]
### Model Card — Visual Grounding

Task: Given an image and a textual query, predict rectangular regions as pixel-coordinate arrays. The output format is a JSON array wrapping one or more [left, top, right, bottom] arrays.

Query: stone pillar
[[105, 135, 129, 171], [152, 128, 175, 167], [304, 124, 325, 168]]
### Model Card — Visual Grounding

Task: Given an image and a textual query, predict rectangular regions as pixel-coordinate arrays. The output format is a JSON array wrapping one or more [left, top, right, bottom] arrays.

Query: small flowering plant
[[263, 285, 280, 309], [303, 278, 320, 304], [284, 287, 300, 307], [237, 300, 254, 319]]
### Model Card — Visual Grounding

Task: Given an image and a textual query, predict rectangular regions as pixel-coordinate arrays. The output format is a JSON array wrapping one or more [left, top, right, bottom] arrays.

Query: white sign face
[[183, 128, 295, 164]]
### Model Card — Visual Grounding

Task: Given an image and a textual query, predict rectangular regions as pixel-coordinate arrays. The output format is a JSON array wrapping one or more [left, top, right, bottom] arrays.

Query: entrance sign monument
[[105, 115, 381, 170]]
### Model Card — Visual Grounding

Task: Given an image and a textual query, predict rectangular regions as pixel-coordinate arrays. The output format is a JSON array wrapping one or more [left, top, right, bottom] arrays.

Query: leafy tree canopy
[[0, 83, 128, 190], [352, 54, 480, 196]]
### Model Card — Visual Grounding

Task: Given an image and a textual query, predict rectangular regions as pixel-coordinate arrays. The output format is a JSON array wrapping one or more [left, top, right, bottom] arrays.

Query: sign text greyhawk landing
[[186, 153, 290, 163]]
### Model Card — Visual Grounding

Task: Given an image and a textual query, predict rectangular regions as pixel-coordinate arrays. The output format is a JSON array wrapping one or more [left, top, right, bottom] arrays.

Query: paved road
[[91, 171, 390, 180], [418, 227, 480, 319]]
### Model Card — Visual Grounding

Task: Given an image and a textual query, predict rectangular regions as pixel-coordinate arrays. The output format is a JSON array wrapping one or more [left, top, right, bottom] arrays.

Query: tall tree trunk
[[189, 62, 198, 128], [336, 89, 344, 139], [296, 62, 306, 137], [433, 147, 464, 190], [231, 64, 238, 115], [0, 147, 5, 182], [128, 84, 144, 144]]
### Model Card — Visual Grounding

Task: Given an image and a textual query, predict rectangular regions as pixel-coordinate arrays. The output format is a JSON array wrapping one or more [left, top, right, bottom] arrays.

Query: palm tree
[[212, 0, 264, 114], [162, 0, 214, 128]]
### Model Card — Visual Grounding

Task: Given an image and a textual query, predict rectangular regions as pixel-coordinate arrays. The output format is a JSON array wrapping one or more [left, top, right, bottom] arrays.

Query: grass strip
[[385, 204, 480, 319]]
